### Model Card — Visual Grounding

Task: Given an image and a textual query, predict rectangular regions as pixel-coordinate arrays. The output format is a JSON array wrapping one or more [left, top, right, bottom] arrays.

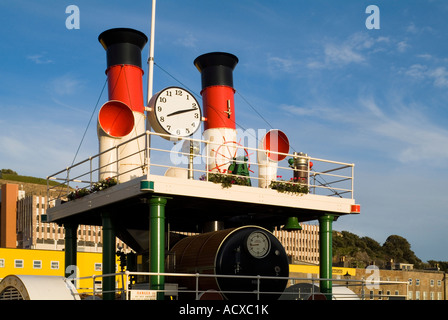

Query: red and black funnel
[[98, 28, 148, 137], [194, 52, 239, 131]]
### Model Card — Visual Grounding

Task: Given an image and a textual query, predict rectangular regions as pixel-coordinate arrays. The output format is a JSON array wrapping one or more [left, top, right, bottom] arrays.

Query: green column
[[149, 197, 167, 300], [64, 223, 78, 279], [102, 212, 116, 300], [319, 214, 334, 299]]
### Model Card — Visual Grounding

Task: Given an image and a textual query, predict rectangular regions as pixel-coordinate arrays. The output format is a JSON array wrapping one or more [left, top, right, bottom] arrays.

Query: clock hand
[[167, 108, 197, 117]]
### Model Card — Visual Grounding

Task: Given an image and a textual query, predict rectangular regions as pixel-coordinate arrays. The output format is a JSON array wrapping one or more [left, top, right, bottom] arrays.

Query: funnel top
[[98, 28, 148, 50], [98, 28, 148, 69], [194, 52, 239, 89], [194, 52, 239, 72]]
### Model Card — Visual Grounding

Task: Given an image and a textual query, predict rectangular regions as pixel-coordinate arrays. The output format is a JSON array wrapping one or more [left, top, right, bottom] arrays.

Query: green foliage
[[208, 173, 251, 188], [1, 169, 18, 175], [333, 231, 427, 269], [67, 177, 117, 201], [269, 179, 309, 195], [0, 171, 60, 187]]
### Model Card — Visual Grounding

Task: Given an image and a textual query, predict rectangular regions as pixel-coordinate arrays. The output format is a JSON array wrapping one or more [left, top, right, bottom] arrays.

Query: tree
[[382, 235, 422, 266], [1, 169, 18, 175]]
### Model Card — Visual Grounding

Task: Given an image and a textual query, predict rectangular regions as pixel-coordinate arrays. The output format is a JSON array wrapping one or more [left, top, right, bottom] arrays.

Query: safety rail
[[69, 271, 408, 300], [46, 131, 355, 205]]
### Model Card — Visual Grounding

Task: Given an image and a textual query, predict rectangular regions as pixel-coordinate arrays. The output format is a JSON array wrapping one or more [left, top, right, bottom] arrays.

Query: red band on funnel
[[98, 100, 135, 138], [263, 130, 290, 162], [201, 85, 236, 130], [106, 65, 145, 114]]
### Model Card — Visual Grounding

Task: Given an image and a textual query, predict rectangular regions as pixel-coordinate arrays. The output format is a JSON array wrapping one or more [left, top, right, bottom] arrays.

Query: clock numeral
[[194, 113, 199, 119], [159, 97, 167, 103], [166, 91, 172, 97], [175, 90, 183, 96], [167, 125, 171, 131], [192, 103, 198, 109], [157, 106, 162, 112], [186, 95, 190, 100], [176, 129, 181, 135], [160, 116, 165, 122], [191, 122, 196, 127], [186, 128, 190, 134]]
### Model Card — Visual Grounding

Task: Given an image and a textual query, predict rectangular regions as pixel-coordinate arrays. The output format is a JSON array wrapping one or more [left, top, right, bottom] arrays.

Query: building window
[[408, 291, 413, 300], [430, 279, 434, 287], [0, 259, 5, 268], [394, 290, 399, 296], [415, 291, 420, 300], [51, 261, 59, 270], [33, 260, 42, 269], [94, 263, 102, 271], [437, 280, 442, 286], [369, 290, 374, 299], [408, 278, 412, 285], [14, 259, 24, 268], [416, 279, 420, 286], [378, 290, 382, 300]]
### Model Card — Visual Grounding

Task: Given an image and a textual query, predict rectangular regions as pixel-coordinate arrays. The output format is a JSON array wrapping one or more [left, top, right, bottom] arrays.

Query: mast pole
[[147, 0, 156, 104]]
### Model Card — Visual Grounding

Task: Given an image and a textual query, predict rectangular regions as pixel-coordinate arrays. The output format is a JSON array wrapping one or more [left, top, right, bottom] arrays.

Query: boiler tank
[[168, 225, 289, 300]]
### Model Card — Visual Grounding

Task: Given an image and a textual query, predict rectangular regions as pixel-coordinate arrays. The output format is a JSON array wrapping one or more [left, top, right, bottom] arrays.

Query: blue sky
[[1, 1, 448, 261]]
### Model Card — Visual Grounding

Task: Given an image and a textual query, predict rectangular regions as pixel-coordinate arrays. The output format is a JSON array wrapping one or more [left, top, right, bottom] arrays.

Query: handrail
[[46, 131, 355, 206], [68, 270, 408, 300]]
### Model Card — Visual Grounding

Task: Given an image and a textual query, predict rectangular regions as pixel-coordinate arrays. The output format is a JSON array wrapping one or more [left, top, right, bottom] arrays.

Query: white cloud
[[48, 74, 84, 96], [268, 57, 298, 73], [175, 32, 198, 48], [397, 41, 409, 52], [281, 97, 448, 165], [404, 64, 448, 88], [428, 67, 448, 88], [307, 32, 390, 69], [27, 53, 53, 64]]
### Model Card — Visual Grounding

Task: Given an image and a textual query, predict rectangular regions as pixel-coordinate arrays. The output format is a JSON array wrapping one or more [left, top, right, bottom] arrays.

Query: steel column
[[319, 214, 334, 299], [102, 212, 116, 300], [149, 197, 167, 300], [64, 223, 78, 279]]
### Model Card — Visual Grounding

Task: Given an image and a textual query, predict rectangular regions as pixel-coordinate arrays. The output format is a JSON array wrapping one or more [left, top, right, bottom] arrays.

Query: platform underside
[[46, 174, 356, 251]]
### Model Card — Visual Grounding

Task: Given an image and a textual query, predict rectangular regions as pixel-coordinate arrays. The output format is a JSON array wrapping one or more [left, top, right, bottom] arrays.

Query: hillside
[[0, 169, 68, 196], [333, 230, 447, 272]]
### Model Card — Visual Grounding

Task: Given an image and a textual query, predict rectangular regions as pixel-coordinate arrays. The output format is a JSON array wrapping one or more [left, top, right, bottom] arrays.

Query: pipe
[[97, 28, 148, 182]]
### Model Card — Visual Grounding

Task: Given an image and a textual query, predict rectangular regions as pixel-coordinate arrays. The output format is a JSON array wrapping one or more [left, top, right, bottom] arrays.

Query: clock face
[[246, 231, 271, 259], [149, 87, 201, 138]]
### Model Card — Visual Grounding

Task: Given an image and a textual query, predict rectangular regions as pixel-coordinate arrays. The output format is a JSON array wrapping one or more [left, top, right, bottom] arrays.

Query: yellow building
[[0, 247, 112, 295]]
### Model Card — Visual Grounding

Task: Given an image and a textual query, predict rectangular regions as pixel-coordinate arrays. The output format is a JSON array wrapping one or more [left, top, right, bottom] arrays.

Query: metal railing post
[[195, 273, 199, 300]]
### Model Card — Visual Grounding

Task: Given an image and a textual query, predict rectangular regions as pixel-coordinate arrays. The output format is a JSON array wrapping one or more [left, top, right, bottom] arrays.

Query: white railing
[[46, 131, 355, 205], [70, 271, 408, 301]]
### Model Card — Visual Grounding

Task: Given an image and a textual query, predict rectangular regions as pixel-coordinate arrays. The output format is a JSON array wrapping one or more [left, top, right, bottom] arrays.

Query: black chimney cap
[[194, 52, 239, 89], [98, 28, 148, 69]]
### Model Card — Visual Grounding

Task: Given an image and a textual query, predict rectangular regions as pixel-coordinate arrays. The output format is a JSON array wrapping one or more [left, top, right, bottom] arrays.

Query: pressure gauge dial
[[148, 86, 202, 140], [246, 231, 271, 258]]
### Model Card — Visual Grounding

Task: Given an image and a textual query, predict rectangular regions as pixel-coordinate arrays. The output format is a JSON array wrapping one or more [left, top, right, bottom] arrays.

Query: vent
[[0, 286, 24, 300]]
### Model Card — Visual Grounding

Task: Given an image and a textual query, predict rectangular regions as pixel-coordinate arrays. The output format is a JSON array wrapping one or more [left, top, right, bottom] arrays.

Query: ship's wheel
[[210, 138, 254, 173]]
